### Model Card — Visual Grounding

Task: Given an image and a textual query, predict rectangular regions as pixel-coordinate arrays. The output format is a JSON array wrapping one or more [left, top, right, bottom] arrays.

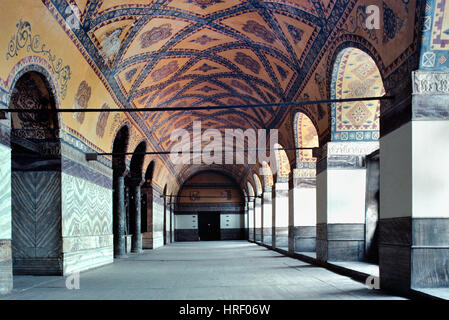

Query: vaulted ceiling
[[57, 0, 342, 185]]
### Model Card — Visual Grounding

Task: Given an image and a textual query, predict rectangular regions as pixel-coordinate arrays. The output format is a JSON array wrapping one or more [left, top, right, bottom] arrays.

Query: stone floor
[[1, 241, 406, 300]]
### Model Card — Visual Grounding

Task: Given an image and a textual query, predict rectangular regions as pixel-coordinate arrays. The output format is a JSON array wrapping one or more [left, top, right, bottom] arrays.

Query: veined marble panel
[[12, 171, 61, 260], [63, 234, 113, 253], [153, 197, 164, 249], [63, 246, 113, 275], [0, 145, 11, 240], [62, 173, 112, 237]]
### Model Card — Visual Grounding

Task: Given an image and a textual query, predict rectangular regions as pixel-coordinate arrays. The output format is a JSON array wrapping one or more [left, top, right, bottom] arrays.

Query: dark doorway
[[10, 71, 62, 275], [198, 212, 221, 241]]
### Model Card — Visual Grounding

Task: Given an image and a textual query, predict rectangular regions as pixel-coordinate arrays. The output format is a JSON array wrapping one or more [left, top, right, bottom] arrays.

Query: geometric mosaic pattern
[[294, 112, 318, 168], [331, 48, 384, 142], [420, 0, 449, 70], [274, 143, 291, 182]]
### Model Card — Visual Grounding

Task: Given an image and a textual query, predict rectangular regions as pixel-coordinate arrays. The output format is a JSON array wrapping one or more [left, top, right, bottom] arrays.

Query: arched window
[[10, 71, 62, 275], [331, 48, 385, 141], [294, 112, 319, 169], [253, 174, 262, 196], [261, 161, 273, 191], [273, 143, 291, 183]]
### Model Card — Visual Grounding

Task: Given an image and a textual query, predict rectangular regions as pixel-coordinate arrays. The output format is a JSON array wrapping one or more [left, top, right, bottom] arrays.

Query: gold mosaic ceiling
[[58, 0, 340, 183]]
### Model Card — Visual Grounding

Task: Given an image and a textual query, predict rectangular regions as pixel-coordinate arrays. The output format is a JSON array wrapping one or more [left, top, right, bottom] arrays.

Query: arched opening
[[273, 143, 291, 183], [175, 171, 245, 241], [291, 112, 319, 253], [246, 182, 255, 242], [163, 184, 168, 245], [141, 161, 154, 249], [331, 47, 384, 142], [253, 174, 262, 243], [126, 141, 147, 253], [273, 143, 290, 249], [10, 71, 62, 275], [112, 125, 129, 258], [261, 161, 273, 246], [330, 47, 384, 263], [294, 113, 319, 167]]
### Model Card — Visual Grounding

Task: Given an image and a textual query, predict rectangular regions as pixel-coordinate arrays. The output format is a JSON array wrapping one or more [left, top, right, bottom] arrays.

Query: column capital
[[315, 142, 379, 174], [315, 141, 379, 159], [413, 70, 449, 95], [289, 168, 316, 189], [412, 70, 449, 121]]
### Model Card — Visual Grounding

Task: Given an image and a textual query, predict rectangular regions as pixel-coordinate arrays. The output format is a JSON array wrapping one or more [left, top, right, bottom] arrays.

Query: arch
[[176, 171, 245, 241], [273, 143, 291, 183], [163, 183, 168, 245], [253, 174, 262, 196], [144, 160, 155, 185], [246, 181, 255, 199], [112, 125, 129, 176], [261, 161, 273, 192], [141, 160, 155, 238], [9, 71, 63, 275], [7, 62, 62, 130], [126, 141, 147, 250], [112, 124, 130, 257], [294, 112, 319, 168], [129, 141, 147, 182], [330, 47, 385, 142]]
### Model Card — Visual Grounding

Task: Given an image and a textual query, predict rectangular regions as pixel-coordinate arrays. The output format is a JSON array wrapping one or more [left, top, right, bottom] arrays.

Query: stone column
[[170, 197, 175, 243], [272, 182, 289, 249], [379, 71, 449, 293], [262, 190, 272, 246], [316, 142, 378, 262], [243, 198, 249, 239], [114, 175, 126, 258], [131, 184, 143, 253], [288, 168, 317, 254], [254, 197, 262, 243], [248, 200, 255, 241]]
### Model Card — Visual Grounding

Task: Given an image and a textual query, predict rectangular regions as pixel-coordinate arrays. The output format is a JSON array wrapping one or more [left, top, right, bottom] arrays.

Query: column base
[[289, 226, 316, 253], [380, 217, 449, 292], [411, 218, 449, 288], [317, 223, 365, 262]]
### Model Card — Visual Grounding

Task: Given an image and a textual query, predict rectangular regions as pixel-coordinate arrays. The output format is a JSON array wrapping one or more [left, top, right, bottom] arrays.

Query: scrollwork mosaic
[[6, 20, 71, 99]]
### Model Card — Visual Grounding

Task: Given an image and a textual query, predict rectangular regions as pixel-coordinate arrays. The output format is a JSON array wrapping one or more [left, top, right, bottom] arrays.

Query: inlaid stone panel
[[11, 171, 62, 275], [0, 145, 11, 240]]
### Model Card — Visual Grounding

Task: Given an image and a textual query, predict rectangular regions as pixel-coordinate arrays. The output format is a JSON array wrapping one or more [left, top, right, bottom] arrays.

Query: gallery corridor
[[1, 241, 404, 300]]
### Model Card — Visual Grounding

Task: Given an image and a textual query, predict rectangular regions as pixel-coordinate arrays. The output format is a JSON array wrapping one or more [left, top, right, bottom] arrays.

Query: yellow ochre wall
[[0, 0, 177, 193]]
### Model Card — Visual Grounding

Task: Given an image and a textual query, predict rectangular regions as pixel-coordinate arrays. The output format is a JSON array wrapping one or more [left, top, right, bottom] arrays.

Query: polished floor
[[1, 241, 405, 300]]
